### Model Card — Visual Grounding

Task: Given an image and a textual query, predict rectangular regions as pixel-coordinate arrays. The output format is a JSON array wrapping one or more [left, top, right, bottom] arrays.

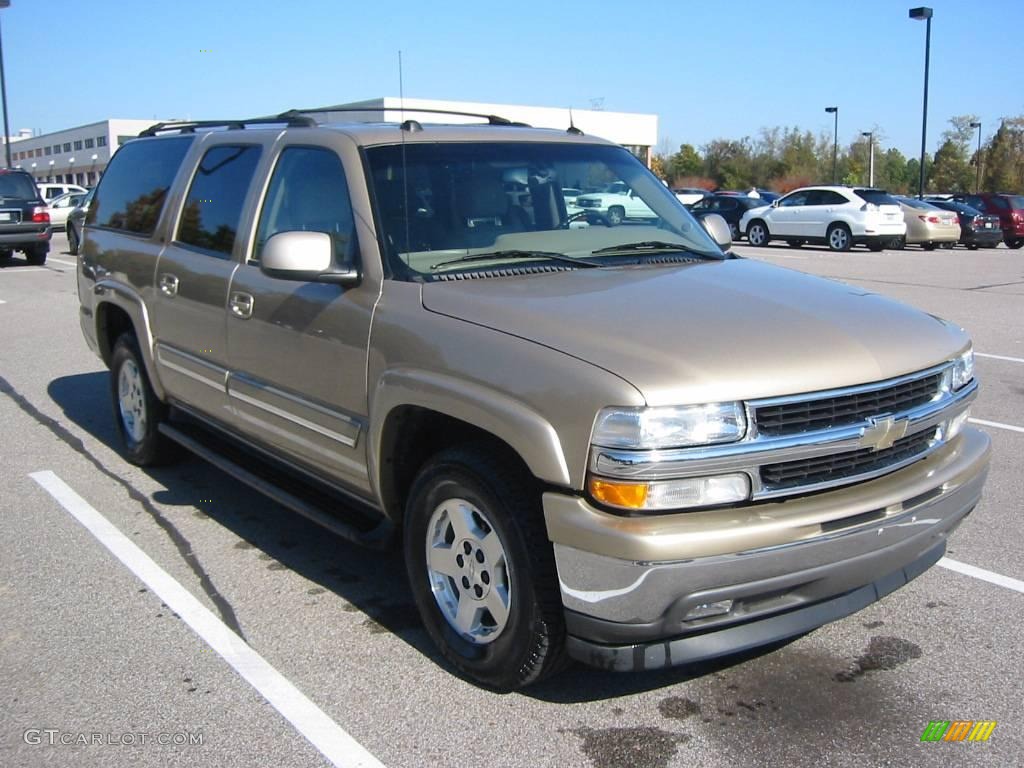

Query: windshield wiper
[[590, 240, 722, 259], [431, 249, 601, 270]]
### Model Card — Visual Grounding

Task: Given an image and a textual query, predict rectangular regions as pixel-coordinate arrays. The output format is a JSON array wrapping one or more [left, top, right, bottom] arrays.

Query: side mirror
[[700, 213, 732, 250], [771, 199, 780, 208], [260, 231, 360, 286]]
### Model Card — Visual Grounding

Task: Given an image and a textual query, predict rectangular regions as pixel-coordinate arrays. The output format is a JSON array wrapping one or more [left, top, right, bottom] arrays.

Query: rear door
[[225, 141, 374, 494], [150, 140, 262, 419]]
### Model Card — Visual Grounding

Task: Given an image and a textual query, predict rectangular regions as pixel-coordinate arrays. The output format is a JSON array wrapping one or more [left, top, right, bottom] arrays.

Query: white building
[[307, 97, 658, 165], [8, 119, 169, 186]]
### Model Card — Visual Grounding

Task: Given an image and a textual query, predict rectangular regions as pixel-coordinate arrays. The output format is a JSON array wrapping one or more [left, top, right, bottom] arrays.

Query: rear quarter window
[[87, 136, 193, 236], [853, 189, 900, 206]]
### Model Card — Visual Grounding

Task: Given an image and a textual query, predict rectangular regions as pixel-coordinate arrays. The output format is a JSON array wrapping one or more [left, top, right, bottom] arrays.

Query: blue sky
[[4, 0, 1021, 157]]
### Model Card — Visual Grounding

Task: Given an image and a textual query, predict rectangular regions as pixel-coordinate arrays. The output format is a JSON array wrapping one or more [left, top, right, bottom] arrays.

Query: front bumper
[[544, 427, 990, 671]]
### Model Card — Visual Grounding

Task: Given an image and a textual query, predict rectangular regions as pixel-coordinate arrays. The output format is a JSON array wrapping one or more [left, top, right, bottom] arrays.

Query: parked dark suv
[[952, 193, 1024, 249], [0, 168, 51, 265]]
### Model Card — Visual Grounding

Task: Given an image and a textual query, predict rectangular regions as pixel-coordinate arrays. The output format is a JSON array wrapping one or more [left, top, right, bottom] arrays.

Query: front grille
[[755, 372, 943, 437], [760, 429, 936, 491]]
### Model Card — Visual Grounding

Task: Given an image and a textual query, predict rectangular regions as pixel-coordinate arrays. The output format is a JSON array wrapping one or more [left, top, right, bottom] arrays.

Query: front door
[[225, 144, 375, 496]]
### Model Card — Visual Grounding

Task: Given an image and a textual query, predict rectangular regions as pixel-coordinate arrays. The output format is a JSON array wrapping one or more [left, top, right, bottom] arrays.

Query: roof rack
[[276, 106, 532, 129], [138, 114, 316, 137]]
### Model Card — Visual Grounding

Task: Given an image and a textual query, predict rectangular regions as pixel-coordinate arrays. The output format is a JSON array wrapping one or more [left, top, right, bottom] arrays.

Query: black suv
[[0, 169, 51, 265]]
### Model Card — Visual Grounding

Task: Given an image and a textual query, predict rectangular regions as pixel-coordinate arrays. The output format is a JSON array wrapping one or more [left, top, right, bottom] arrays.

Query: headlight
[[592, 403, 746, 450], [951, 347, 974, 391]]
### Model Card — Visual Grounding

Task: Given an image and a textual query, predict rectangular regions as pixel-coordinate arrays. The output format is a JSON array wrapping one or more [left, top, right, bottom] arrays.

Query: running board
[[158, 423, 393, 549]]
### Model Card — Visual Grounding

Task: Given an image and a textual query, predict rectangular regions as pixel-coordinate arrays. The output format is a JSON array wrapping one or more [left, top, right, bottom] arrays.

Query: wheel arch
[[370, 369, 571, 526], [94, 283, 166, 399]]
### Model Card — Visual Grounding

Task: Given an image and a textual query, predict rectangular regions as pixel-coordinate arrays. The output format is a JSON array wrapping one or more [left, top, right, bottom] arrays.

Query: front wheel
[[786, 239, 804, 248], [827, 223, 852, 252], [746, 221, 769, 246], [605, 206, 625, 226], [109, 333, 180, 466], [404, 445, 566, 690]]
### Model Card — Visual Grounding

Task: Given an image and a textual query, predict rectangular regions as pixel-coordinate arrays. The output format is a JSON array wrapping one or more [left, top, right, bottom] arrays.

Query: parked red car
[[952, 193, 1024, 249]]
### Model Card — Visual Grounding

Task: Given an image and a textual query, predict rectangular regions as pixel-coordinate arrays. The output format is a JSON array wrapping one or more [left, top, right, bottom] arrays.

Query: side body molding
[[369, 367, 572, 495], [93, 280, 168, 399]]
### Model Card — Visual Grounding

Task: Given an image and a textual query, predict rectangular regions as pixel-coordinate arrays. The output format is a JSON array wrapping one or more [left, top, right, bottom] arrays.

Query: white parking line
[[938, 558, 1024, 595], [30, 470, 386, 768], [0, 267, 49, 273], [976, 352, 1024, 364], [969, 418, 1024, 435], [47, 256, 78, 267], [0, 298, 6, 304]]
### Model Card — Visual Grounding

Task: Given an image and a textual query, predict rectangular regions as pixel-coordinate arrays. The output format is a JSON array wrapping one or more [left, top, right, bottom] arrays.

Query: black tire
[[728, 221, 740, 240], [967, 243, 979, 251], [25, 243, 48, 266], [109, 333, 180, 466], [67, 225, 79, 255], [605, 206, 625, 226], [868, 241, 885, 252], [404, 444, 567, 690], [1007, 238, 1024, 250], [922, 242, 936, 251], [826, 223, 852, 252], [890, 236, 906, 250], [786, 239, 804, 248], [746, 220, 769, 246]]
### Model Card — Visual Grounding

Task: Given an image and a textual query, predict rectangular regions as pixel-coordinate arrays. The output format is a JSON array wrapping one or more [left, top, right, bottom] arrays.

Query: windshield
[[0, 173, 39, 199], [365, 141, 722, 279]]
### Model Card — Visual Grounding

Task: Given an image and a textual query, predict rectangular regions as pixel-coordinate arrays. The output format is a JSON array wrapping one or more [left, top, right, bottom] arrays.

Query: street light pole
[[825, 106, 838, 184], [970, 120, 982, 193], [861, 132, 874, 187], [909, 7, 933, 199], [0, 1, 13, 170]]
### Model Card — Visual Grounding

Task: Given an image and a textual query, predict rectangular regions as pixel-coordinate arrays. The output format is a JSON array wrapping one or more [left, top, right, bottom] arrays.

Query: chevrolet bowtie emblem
[[862, 415, 909, 452]]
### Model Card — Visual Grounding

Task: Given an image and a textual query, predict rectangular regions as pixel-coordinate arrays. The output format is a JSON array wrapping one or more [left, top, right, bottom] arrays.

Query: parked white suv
[[574, 181, 657, 225], [739, 186, 906, 251]]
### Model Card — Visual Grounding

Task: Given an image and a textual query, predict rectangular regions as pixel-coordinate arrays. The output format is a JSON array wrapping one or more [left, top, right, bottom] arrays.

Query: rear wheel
[[868, 241, 885, 252], [922, 242, 937, 251], [746, 220, 769, 246], [786, 239, 804, 248], [1007, 238, 1024, 250], [605, 206, 625, 226], [25, 243, 48, 266], [109, 333, 180, 466], [826, 223, 852, 252], [404, 444, 567, 690]]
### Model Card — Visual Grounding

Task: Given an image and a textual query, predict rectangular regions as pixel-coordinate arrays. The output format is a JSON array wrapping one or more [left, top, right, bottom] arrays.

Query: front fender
[[368, 367, 572, 496]]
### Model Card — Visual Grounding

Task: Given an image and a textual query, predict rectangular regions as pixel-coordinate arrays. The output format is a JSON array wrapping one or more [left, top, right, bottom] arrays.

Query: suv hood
[[421, 259, 968, 406]]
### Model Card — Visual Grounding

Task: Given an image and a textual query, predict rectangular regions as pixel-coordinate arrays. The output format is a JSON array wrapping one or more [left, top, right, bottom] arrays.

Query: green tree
[[876, 147, 909, 193], [982, 118, 1024, 192], [668, 143, 703, 180]]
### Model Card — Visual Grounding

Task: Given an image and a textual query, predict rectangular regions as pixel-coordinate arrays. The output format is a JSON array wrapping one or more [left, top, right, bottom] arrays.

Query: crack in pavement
[[0, 373, 247, 640]]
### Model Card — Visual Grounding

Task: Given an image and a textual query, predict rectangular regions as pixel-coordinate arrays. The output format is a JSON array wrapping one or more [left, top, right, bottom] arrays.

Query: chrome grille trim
[[589, 365, 976, 502]]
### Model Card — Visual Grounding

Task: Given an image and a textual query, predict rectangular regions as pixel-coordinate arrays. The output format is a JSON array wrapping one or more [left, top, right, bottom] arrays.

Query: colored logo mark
[[920, 720, 997, 742]]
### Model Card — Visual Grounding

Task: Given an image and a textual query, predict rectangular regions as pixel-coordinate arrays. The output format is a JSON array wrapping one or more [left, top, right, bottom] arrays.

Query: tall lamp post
[[861, 131, 874, 187], [0, 0, 12, 169], [825, 106, 839, 183], [47, 158, 53, 182], [909, 6, 933, 199], [68, 156, 75, 184], [970, 120, 982, 193]]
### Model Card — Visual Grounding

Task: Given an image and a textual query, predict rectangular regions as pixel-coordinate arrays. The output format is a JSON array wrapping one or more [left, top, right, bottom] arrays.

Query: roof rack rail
[[276, 106, 531, 128], [138, 114, 316, 137]]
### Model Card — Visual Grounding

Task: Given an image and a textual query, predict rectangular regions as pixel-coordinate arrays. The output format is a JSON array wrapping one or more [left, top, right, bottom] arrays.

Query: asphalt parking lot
[[2, 233, 1021, 768]]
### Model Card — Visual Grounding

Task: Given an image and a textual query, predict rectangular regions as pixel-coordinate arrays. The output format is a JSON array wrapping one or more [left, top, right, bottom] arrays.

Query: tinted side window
[[780, 191, 809, 207], [176, 145, 261, 258], [820, 191, 848, 205], [253, 146, 355, 263], [990, 197, 1009, 211], [87, 137, 192, 235]]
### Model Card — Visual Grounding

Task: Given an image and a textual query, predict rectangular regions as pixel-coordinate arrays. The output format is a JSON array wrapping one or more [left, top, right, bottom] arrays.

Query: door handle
[[229, 292, 254, 319], [158, 273, 179, 297]]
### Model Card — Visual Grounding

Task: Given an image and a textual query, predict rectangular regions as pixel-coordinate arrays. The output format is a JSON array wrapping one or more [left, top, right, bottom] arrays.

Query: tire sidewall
[[109, 335, 165, 465], [828, 224, 851, 251], [404, 458, 547, 688], [748, 221, 767, 246]]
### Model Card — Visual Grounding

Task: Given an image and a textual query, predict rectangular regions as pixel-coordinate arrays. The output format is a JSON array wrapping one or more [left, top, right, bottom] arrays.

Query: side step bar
[[159, 423, 394, 549]]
